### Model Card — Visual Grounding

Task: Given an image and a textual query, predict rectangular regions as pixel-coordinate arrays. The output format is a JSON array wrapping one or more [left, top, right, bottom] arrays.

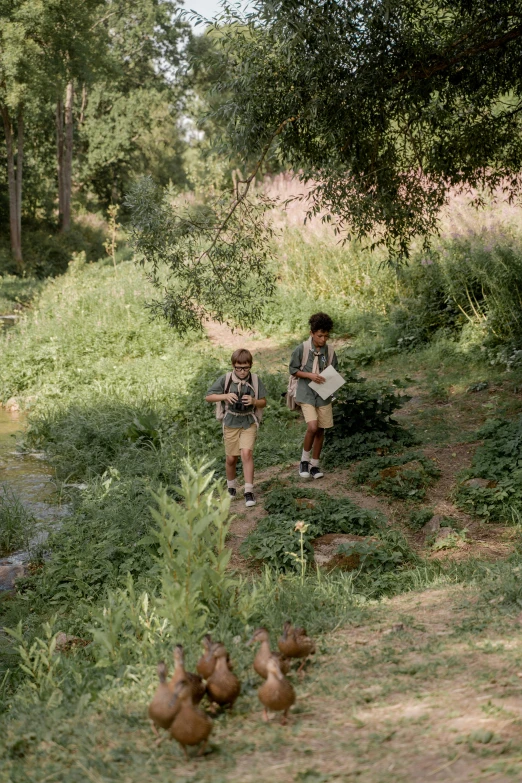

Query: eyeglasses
[[234, 366, 251, 372]]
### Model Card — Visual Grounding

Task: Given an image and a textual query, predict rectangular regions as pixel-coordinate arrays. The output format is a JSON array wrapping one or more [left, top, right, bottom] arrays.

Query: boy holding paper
[[289, 312, 340, 479]]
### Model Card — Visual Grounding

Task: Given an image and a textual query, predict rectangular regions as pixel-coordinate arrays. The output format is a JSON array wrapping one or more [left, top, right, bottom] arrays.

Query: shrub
[[456, 416, 522, 522], [323, 352, 416, 467], [353, 452, 441, 500], [407, 507, 435, 531]]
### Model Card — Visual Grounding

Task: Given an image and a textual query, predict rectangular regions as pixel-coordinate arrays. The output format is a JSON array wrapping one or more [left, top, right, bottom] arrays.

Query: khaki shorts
[[223, 423, 258, 456], [300, 403, 334, 429]]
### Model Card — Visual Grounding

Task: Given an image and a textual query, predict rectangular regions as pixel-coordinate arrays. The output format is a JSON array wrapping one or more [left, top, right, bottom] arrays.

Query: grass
[[0, 484, 35, 555]]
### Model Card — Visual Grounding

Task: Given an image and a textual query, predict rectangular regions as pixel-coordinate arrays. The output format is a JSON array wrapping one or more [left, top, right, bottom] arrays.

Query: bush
[[456, 416, 522, 522], [353, 452, 441, 500], [323, 352, 416, 466]]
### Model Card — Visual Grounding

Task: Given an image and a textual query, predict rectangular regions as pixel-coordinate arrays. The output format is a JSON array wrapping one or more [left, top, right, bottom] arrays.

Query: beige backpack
[[215, 372, 264, 424], [286, 341, 335, 410]]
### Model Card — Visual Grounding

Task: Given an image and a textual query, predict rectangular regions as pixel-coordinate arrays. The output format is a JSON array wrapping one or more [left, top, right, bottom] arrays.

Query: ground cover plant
[[353, 452, 441, 501], [456, 415, 522, 523], [239, 485, 419, 573]]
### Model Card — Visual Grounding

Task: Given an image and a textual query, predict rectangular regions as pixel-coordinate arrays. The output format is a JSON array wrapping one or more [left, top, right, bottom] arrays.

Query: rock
[[312, 533, 376, 571], [4, 397, 20, 412], [383, 623, 405, 635], [296, 498, 317, 509], [55, 632, 89, 652], [435, 527, 455, 541], [464, 478, 497, 489], [0, 564, 28, 591], [421, 515, 442, 537]]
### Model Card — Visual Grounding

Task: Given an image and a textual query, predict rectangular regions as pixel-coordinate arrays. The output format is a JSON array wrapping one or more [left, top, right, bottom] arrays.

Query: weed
[[353, 452, 441, 500], [456, 416, 522, 522], [0, 485, 35, 555], [407, 507, 435, 531]]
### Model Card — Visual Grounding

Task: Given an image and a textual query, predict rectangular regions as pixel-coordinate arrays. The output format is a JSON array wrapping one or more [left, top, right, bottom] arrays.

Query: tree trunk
[[1, 104, 23, 268], [56, 95, 64, 227], [61, 80, 74, 232], [16, 108, 23, 251]]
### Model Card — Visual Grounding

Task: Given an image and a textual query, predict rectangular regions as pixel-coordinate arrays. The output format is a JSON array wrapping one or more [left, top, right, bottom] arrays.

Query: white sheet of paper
[[308, 364, 346, 400]]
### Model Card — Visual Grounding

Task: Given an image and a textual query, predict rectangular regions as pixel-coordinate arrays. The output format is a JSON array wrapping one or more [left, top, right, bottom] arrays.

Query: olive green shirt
[[207, 373, 267, 429], [289, 342, 338, 407]]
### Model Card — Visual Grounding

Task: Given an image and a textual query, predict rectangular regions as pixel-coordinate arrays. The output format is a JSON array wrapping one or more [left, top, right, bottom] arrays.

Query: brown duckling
[[148, 661, 177, 738], [170, 644, 206, 704], [196, 634, 216, 680], [277, 621, 316, 674], [257, 655, 296, 724], [248, 627, 290, 679], [206, 642, 241, 708], [169, 679, 213, 759]]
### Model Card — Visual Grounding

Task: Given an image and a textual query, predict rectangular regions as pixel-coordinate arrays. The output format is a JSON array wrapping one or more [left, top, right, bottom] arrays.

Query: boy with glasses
[[205, 349, 267, 507]]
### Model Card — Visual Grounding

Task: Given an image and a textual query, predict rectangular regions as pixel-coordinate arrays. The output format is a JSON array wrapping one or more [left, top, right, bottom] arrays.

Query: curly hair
[[309, 312, 334, 333]]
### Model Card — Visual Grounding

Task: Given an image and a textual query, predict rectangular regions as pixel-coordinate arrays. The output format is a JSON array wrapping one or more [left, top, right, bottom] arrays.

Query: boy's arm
[[205, 376, 238, 404]]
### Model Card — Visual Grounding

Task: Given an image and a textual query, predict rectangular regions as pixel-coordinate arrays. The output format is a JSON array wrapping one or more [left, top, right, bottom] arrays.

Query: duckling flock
[[148, 621, 316, 759]]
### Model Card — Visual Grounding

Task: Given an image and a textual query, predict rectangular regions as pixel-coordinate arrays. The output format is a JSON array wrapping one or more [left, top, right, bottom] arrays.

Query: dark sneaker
[[299, 461, 310, 478], [228, 487, 237, 499], [245, 492, 256, 507], [310, 466, 324, 480]]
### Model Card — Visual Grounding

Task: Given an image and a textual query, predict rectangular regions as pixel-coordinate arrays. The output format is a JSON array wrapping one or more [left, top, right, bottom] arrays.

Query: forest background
[[4, 1, 522, 781]]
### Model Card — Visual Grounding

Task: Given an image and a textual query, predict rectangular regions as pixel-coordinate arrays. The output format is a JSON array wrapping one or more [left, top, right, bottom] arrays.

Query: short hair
[[231, 348, 253, 367], [309, 312, 334, 333]]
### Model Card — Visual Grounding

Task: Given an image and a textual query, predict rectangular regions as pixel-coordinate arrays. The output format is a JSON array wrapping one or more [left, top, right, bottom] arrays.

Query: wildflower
[[294, 521, 308, 532]]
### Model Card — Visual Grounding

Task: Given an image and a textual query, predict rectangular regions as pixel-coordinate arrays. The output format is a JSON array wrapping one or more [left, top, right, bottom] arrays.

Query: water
[[0, 409, 70, 587]]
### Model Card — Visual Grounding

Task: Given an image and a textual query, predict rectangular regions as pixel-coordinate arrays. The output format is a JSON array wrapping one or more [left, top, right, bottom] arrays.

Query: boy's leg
[[223, 426, 241, 497], [309, 404, 333, 479], [225, 455, 238, 481], [300, 404, 319, 477], [239, 424, 257, 507], [311, 427, 325, 459], [240, 449, 254, 485]]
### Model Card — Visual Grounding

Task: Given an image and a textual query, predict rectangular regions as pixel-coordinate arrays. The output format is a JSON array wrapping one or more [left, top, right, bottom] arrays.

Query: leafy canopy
[[209, 0, 522, 259]]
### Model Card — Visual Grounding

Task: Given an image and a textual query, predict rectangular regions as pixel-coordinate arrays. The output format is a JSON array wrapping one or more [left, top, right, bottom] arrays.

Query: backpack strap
[[250, 373, 263, 425], [224, 372, 233, 394], [300, 340, 310, 370], [327, 344, 334, 366]]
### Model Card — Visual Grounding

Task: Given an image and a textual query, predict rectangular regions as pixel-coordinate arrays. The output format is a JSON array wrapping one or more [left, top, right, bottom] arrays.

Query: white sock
[[310, 458, 319, 467], [301, 450, 311, 462], [244, 483, 254, 494], [227, 479, 237, 489]]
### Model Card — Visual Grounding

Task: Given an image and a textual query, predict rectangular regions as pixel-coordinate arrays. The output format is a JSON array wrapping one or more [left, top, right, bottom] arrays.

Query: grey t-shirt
[[289, 342, 338, 407], [207, 373, 267, 428]]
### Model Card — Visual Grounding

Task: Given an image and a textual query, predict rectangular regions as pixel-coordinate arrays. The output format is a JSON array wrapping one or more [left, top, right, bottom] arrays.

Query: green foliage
[[126, 177, 277, 332], [209, 0, 522, 259], [4, 618, 63, 706], [89, 462, 253, 666], [241, 486, 385, 571], [323, 353, 415, 466], [407, 507, 435, 532], [354, 452, 441, 500], [0, 484, 34, 555], [456, 416, 522, 523], [337, 529, 417, 573]]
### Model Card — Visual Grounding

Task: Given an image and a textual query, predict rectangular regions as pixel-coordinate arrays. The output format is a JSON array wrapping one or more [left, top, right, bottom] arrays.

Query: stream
[[0, 409, 70, 591]]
